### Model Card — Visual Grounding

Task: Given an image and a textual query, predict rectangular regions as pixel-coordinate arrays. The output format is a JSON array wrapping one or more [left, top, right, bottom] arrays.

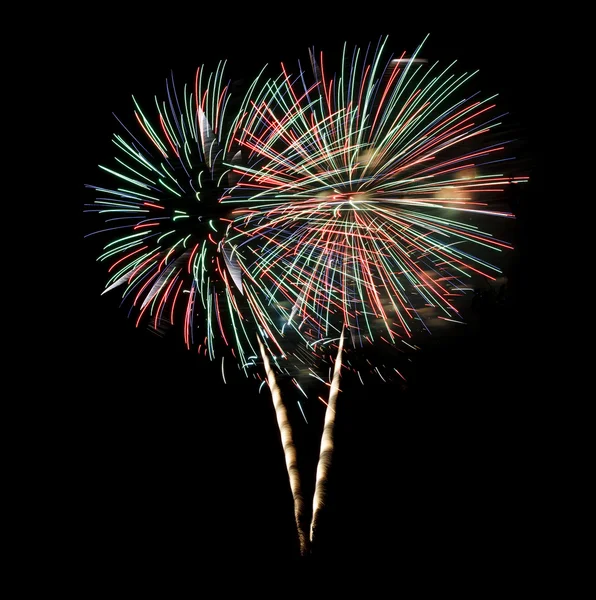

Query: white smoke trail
[[310, 329, 345, 543], [257, 337, 309, 556]]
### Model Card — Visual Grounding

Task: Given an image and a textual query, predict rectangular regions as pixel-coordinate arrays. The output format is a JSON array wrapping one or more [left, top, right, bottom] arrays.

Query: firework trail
[[257, 336, 309, 556], [310, 328, 345, 543]]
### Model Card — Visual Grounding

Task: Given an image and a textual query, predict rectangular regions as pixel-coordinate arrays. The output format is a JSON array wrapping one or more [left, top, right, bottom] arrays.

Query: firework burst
[[222, 35, 527, 386], [84, 62, 288, 374], [84, 36, 528, 558]]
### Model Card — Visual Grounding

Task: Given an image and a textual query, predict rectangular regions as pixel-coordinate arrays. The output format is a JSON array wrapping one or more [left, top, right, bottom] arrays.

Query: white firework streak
[[310, 328, 345, 542], [257, 336, 309, 556]]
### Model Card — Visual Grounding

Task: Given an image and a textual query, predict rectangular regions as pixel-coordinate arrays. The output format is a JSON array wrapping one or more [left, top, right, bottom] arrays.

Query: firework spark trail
[[310, 329, 345, 543], [257, 336, 309, 556]]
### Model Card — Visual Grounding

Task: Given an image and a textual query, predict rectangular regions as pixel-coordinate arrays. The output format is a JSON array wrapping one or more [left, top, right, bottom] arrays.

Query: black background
[[75, 11, 545, 571]]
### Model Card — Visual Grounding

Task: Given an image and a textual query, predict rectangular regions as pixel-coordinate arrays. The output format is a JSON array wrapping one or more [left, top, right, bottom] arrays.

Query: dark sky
[[78, 15, 543, 567]]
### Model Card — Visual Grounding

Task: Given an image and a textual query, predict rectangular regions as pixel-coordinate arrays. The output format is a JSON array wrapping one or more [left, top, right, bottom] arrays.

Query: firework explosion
[[84, 62, 286, 378], [86, 37, 526, 392], [223, 35, 527, 391], [85, 35, 527, 557]]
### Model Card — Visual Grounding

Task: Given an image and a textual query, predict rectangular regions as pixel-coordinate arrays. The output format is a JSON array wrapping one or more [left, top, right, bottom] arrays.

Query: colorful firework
[[218, 35, 526, 552], [222, 35, 527, 392], [85, 36, 528, 558], [84, 61, 285, 375]]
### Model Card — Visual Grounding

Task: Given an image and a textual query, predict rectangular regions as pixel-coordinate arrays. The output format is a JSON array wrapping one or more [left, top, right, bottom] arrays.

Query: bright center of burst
[[318, 191, 369, 205]]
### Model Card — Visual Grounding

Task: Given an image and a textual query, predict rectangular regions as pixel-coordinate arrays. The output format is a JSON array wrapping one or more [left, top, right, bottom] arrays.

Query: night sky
[[78, 15, 542, 567]]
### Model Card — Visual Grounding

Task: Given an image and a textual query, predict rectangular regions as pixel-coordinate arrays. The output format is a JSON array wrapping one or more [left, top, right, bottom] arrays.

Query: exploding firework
[[216, 36, 528, 553], [84, 61, 323, 556], [84, 61, 294, 378], [222, 34, 527, 395], [85, 36, 528, 558]]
